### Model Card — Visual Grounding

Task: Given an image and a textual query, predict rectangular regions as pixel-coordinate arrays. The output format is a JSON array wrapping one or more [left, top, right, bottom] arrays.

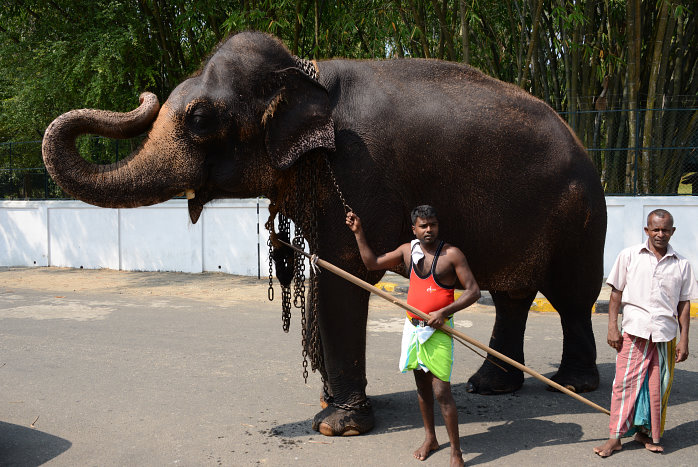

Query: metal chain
[[264, 152, 328, 385], [278, 214, 292, 332], [330, 398, 372, 411], [267, 236, 274, 301], [292, 230, 308, 380], [265, 204, 277, 302], [262, 60, 341, 388], [324, 154, 353, 214], [292, 159, 310, 382], [265, 204, 283, 304], [308, 167, 326, 387], [305, 155, 321, 384], [293, 55, 318, 81], [292, 228, 306, 310]]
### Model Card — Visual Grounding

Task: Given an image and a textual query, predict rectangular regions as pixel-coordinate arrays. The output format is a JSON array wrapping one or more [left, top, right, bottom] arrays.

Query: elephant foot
[[466, 364, 524, 395], [311, 401, 374, 436], [545, 366, 599, 393]]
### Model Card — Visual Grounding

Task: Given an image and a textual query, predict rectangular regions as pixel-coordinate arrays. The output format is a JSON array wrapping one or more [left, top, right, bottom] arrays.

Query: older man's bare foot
[[593, 438, 622, 457], [634, 432, 663, 453], [414, 438, 439, 461], [450, 449, 465, 466]]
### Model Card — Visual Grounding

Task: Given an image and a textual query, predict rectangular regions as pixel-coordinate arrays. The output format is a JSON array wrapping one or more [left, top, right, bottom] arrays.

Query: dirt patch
[[1, 266, 270, 305], [1, 267, 497, 317]]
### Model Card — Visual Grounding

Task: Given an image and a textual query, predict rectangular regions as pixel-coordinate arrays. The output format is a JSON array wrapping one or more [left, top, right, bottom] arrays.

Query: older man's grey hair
[[647, 209, 674, 227]]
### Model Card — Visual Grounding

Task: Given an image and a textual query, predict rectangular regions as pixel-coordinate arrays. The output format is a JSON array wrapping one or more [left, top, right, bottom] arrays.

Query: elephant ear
[[263, 67, 335, 170]]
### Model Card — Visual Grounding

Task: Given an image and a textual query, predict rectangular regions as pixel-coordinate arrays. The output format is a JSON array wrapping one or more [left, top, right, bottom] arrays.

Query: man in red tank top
[[347, 205, 480, 467]]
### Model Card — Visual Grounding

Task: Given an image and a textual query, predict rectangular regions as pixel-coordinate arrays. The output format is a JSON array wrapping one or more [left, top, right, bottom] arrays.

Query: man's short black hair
[[411, 205, 438, 225], [647, 208, 674, 227]]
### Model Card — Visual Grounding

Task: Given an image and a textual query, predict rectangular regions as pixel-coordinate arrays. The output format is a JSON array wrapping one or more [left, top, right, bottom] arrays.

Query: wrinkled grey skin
[[43, 32, 607, 436]]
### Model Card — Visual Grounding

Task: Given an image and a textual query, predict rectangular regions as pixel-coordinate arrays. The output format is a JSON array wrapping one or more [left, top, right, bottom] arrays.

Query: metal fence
[[561, 108, 698, 195], [1, 135, 144, 200], [2, 108, 697, 199]]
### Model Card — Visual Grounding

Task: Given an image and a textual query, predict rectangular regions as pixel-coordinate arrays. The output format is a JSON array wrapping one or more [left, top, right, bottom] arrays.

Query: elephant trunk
[[42, 92, 187, 208]]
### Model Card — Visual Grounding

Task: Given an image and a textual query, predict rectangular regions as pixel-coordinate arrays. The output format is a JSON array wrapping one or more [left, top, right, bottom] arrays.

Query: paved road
[[0, 268, 696, 466]]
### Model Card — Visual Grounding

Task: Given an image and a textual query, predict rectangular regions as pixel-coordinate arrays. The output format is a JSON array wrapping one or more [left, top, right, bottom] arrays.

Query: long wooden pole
[[278, 239, 610, 416]]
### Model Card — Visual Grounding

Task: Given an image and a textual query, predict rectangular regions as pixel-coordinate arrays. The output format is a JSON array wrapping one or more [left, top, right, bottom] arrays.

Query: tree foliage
[[1, 0, 696, 193]]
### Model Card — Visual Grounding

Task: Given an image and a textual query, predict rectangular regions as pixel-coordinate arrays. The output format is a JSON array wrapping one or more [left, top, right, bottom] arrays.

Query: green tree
[[1, 1, 695, 194], [0, 0, 231, 142]]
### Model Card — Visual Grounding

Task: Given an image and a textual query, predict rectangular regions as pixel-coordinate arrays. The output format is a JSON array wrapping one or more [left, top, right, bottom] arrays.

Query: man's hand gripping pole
[[278, 238, 610, 416]]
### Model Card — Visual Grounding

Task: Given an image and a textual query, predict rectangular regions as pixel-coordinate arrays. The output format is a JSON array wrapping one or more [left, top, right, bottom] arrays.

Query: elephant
[[42, 31, 607, 436]]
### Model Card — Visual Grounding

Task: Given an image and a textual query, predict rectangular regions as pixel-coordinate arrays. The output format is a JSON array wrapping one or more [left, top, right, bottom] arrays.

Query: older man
[[594, 209, 698, 457]]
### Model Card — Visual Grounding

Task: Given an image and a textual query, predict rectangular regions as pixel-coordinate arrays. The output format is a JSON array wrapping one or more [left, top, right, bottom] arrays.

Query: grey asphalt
[[0, 268, 696, 466]]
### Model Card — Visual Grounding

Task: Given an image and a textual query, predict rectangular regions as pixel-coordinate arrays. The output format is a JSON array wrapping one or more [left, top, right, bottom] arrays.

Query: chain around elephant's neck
[[293, 56, 319, 81], [265, 152, 326, 390], [264, 55, 328, 392]]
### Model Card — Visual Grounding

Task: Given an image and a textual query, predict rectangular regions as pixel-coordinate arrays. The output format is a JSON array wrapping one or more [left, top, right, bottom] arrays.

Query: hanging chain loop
[[265, 153, 326, 384], [324, 154, 353, 214], [263, 58, 336, 387]]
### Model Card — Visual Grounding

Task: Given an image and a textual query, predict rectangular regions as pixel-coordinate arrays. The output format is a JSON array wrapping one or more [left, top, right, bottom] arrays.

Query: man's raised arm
[[346, 212, 405, 271]]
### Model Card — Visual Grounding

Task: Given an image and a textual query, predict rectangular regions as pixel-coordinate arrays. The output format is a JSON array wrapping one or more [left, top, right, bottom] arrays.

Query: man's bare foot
[[413, 438, 439, 461], [593, 438, 622, 458], [450, 449, 464, 466], [634, 432, 664, 453]]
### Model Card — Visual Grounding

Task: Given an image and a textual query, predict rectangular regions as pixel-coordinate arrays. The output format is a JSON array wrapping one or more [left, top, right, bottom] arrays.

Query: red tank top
[[406, 240, 455, 320]]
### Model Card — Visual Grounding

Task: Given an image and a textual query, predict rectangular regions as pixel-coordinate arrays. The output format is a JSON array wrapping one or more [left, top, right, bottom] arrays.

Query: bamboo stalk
[[278, 239, 610, 416]]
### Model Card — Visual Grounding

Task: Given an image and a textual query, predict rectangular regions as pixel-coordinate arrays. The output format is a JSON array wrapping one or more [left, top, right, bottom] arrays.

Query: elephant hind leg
[[539, 181, 603, 393], [542, 285, 600, 393], [466, 290, 536, 395], [540, 250, 601, 393]]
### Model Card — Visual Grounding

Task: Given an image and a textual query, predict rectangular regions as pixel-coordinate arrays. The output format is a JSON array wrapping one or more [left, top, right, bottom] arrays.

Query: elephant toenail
[[318, 422, 335, 436]]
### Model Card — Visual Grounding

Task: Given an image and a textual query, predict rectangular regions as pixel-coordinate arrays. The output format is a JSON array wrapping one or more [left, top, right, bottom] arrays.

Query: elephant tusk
[[185, 189, 196, 200]]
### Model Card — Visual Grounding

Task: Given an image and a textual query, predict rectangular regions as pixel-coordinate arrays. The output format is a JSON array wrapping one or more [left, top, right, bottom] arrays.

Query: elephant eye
[[191, 114, 210, 129], [187, 106, 216, 135]]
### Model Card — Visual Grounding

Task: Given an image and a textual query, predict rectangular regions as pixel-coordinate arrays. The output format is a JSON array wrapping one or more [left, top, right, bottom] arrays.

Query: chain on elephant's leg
[[310, 346, 376, 435], [310, 273, 375, 436], [312, 400, 375, 436]]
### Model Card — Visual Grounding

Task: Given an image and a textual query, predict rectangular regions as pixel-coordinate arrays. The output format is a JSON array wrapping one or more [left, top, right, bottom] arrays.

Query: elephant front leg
[[466, 290, 536, 395], [310, 274, 375, 436]]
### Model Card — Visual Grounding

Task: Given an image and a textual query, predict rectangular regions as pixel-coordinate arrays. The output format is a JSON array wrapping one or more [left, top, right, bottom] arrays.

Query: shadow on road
[[462, 418, 584, 465], [662, 419, 698, 454], [0, 421, 71, 466], [269, 362, 698, 463]]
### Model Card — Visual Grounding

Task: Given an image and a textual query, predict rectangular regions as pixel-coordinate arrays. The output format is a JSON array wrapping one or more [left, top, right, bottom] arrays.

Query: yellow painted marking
[[374, 282, 396, 292], [367, 288, 698, 319], [530, 298, 596, 314]]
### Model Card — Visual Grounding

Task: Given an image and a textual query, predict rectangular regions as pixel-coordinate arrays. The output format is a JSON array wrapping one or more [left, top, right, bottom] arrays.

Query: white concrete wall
[[1, 197, 697, 277], [604, 197, 698, 277], [0, 199, 270, 276]]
